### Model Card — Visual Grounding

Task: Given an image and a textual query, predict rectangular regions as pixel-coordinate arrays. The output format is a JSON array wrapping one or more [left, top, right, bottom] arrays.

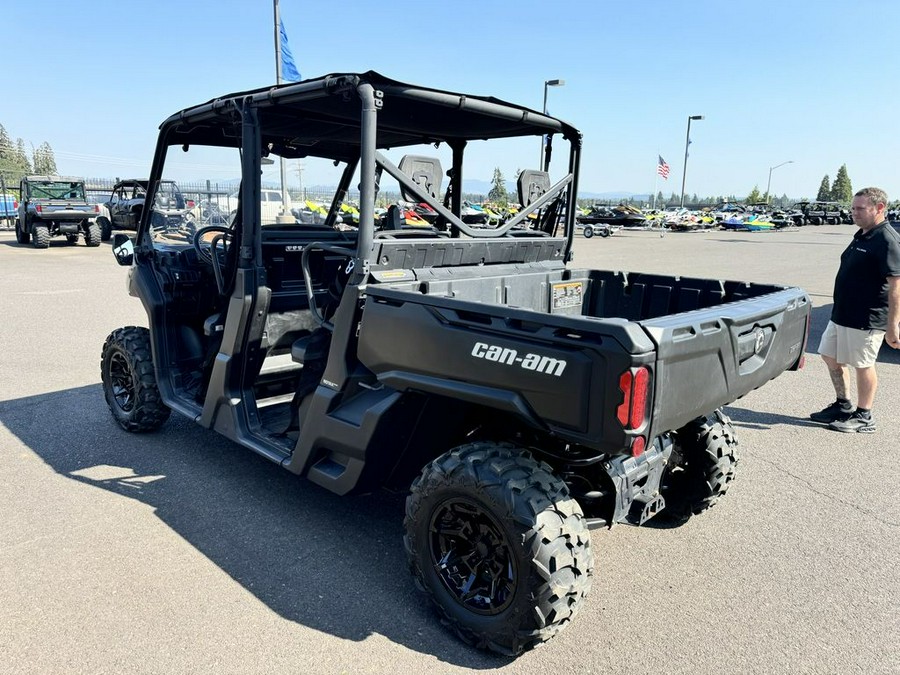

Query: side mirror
[[112, 233, 134, 266]]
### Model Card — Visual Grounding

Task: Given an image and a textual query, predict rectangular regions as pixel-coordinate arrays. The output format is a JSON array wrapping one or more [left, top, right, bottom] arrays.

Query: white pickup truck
[[219, 188, 288, 224]]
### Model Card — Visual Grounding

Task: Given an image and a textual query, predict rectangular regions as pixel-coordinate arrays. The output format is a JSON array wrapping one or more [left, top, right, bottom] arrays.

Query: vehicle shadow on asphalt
[[0, 384, 507, 669], [724, 406, 822, 431]]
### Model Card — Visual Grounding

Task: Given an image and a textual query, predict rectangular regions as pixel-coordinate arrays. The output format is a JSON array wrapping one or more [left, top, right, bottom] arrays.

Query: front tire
[[404, 442, 593, 656], [582, 226, 594, 238], [101, 326, 170, 432], [660, 409, 739, 522]]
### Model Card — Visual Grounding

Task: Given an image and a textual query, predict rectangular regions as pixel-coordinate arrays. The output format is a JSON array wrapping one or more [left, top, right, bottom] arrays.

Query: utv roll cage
[[138, 71, 582, 282]]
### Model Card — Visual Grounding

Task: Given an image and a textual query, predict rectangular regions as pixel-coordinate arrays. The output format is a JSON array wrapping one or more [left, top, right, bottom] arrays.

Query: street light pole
[[766, 160, 794, 205], [680, 114, 704, 208], [539, 79, 565, 170]]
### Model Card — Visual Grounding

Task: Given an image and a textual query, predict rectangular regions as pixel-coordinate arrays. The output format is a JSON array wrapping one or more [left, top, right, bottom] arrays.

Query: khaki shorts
[[817, 321, 884, 368]]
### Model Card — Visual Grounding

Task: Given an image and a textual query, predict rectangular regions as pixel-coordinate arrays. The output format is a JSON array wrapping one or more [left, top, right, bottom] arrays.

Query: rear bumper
[[33, 209, 96, 221]]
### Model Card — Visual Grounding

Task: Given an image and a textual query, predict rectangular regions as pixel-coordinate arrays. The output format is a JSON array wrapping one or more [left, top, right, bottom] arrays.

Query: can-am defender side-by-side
[[101, 72, 810, 655]]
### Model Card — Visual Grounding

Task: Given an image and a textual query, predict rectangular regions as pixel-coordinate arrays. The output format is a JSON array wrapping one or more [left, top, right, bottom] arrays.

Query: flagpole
[[652, 154, 659, 209], [273, 0, 288, 216]]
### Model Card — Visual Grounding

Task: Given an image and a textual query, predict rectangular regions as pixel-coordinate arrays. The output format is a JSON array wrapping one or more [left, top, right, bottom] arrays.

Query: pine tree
[[33, 142, 57, 175], [747, 185, 763, 203], [830, 164, 852, 203], [0, 125, 16, 185], [487, 167, 508, 205], [816, 175, 831, 201], [0, 124, 12, 161], [15, 139, 32, 175]]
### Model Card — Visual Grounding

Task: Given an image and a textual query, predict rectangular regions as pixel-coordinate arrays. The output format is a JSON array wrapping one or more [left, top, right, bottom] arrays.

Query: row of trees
[[815, 165, 853, 203], [0, 123, 58, 188], [487, 164, 865, 210]]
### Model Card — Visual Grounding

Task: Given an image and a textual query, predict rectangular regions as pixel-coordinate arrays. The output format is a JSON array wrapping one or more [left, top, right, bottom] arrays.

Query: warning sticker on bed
[[551, 281, 585, 312]]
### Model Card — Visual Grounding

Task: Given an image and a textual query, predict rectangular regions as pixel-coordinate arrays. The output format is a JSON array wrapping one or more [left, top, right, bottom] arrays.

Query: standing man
[[810, 187, 900, 432]]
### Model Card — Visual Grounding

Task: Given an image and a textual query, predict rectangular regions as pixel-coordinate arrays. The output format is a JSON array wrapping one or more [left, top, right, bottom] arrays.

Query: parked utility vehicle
[[16, 175, 101, 247], [101, 72, 810, 655], [95, 178, 196, 241]]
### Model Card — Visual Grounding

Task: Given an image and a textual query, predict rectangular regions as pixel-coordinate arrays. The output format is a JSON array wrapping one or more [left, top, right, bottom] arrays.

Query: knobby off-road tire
[[404, 442, 593, 656], [98, 217, 112, 242], [101, 326, 170, 432], [32, 224, 50, 248], [15, 219, 30, 244], [661, 408, 739, 522], [84, 222, 102, 247]]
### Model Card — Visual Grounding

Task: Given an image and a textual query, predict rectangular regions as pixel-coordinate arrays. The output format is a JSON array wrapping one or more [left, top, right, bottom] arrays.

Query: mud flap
[[629, 494, 666, 525], [604, 435, 673, 526]]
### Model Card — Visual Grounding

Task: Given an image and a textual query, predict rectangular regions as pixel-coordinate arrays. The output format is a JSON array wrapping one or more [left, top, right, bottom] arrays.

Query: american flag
[[657, 155, 670, 180]]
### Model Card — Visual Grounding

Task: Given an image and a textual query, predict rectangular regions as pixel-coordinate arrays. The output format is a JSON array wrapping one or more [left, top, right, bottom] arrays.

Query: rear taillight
[[93, 205, 99, 213], [36, 204, 42, 213], [616, 371, 633, 426], [618, 366, 651, 457], [13, 200, 18, 209], [630, 436, 646, 458], [617, 366, 650, 430], [631, 367, 649, 428]]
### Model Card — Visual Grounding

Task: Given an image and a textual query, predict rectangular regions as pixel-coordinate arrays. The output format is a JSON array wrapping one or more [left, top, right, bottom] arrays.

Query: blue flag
[[279, 18, 301, 82]]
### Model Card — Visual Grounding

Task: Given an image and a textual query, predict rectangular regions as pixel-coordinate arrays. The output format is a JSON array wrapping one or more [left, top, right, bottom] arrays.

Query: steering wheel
[[192, 225, 233, 265], [192, 225, 234, 295]]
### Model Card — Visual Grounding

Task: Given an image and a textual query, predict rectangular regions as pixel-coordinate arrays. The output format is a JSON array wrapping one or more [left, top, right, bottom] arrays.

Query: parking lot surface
[[0, 225, 897, 674]]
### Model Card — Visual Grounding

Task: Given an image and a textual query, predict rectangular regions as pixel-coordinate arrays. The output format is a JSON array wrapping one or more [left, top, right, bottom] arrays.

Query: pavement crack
[[748, 450, 900, 528]]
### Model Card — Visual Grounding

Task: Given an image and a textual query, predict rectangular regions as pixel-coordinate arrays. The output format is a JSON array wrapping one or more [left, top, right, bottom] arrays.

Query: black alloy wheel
[[429, 497, 516, 615], [100, 326, 170, 432], [405, 442, 593, 655]]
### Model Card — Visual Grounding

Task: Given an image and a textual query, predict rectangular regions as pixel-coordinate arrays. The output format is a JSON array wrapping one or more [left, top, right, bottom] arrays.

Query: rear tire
[[98, 217, 112, 242], [15, 219, 30, 244], [582, 226, 594, 238], [660, 409, 739, 522], [101, 326, 170, 432], [32, 224, 50, 248], [404, 442, 593, 655], [84, 222, 102, 247]]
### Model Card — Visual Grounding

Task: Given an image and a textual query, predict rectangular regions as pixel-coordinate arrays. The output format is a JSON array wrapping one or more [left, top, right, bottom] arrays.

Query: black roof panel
[[159, 71, 580, 162]]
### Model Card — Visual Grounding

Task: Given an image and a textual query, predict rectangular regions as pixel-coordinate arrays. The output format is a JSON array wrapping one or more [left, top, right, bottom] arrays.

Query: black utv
[[101, 72, 810, 655]]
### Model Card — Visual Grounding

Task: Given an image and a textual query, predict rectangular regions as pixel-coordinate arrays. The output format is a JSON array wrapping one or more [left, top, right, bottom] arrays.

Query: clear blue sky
[[3, 0, 898, 201]]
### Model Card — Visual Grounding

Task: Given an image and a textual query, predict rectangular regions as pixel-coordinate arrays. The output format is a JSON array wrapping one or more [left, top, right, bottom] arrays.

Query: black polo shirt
[[832, 221, 900, 330]]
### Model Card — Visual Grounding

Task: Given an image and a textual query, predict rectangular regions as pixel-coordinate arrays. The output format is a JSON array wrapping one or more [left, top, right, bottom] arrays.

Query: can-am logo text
[[471, 342, 567, 377]]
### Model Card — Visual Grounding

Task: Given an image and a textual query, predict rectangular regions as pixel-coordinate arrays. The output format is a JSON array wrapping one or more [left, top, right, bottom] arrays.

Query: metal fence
[[0, 170, 468, 208], [81, 178, 350, 205]]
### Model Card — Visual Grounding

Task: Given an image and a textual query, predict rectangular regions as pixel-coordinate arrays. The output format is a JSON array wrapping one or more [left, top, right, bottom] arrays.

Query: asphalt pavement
[[0, 225, 897, 674]]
